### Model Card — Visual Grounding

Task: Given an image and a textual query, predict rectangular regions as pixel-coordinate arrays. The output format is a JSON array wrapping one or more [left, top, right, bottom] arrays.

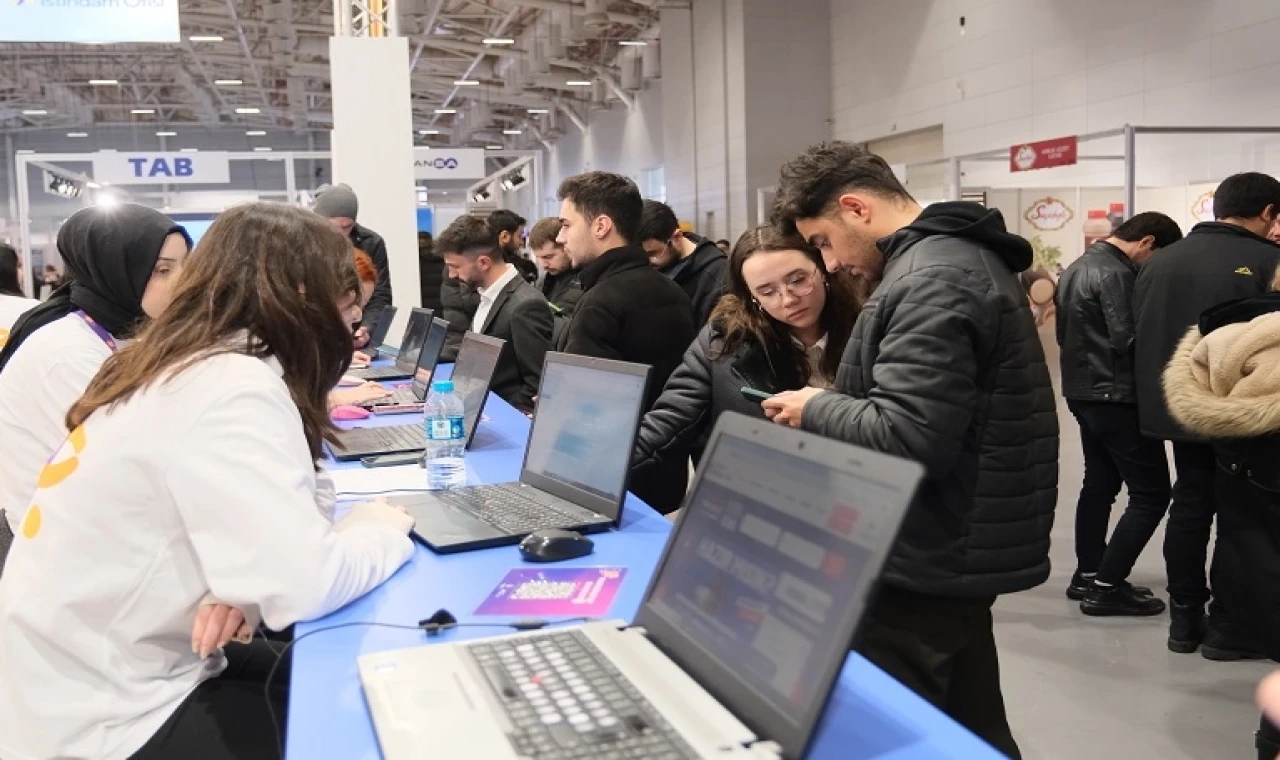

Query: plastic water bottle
[[423, 380, 466, 489]]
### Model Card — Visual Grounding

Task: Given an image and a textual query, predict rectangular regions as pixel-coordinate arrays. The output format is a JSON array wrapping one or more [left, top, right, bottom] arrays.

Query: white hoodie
[[0, 349, 413, 760]]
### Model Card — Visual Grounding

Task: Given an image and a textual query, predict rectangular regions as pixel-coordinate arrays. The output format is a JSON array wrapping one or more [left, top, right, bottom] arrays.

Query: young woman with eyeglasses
[[629, 225, 866, 512]]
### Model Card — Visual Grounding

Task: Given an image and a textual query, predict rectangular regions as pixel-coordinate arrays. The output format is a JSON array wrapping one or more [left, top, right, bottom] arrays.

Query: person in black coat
[[1133, 171, 1280, 658], [1054, 212, 1183, 616], [767, 142, 1057, 759], [314, 184, 392, 327], [528, 217, 584, 347], [437, 216, 551, 413], [637, 200, 728, 327], [555, 173, 697, 512], [631, 226, 864, 512], [417, 231, 444, 315]]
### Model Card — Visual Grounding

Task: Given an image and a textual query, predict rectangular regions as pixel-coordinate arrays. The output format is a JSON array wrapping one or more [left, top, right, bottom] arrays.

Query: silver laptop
[[358, 412, 923, 760]]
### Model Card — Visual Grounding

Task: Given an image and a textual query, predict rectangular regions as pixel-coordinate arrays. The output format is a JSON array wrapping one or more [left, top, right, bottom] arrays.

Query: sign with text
[[1023, 196, 1075, 231], [475, 567, 627, 617], [1010, 136, 1079, 173], [92, 152, 231, 186], [1, 0, 180, 43], [414, 148, 486, 180]]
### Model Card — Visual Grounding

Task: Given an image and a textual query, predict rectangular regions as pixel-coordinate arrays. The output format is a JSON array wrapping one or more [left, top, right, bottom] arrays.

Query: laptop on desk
[[349, 307, 432, 381], [363, 305, 398, 360], [361, 317, 449, 410], [358, 412, 924, 760], [331, 332, 507, 461], [391, 352, 651, 554]]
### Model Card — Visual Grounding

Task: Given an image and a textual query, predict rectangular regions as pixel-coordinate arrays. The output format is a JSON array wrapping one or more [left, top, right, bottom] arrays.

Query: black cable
[[264, 616, 593, 759]]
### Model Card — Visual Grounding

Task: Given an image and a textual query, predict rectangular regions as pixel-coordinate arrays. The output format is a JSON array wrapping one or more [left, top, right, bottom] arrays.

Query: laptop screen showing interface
[[451, 333, 505, 447], [636, 419, 919, 759], [409, 318, 450, 400], [520, 355, 648, 520], [394, 309, 432, 373]]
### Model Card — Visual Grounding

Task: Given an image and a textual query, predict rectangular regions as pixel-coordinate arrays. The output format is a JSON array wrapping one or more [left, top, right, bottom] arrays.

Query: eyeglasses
[[752, 267, 820, 303], [642, 238, 675, 260]]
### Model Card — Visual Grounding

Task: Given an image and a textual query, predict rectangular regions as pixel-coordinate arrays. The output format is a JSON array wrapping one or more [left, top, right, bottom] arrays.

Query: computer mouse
[[331, 405, 372, 421], [518, 529, 594, 563]]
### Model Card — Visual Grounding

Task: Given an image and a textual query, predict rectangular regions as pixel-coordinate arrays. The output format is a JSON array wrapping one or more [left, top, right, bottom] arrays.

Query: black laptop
[[362, 317, 449, 409], [390, 352, 651, 554], [331, 332, 507, 461], [348, 307, 432, 381], [363, 305, 398, 359]]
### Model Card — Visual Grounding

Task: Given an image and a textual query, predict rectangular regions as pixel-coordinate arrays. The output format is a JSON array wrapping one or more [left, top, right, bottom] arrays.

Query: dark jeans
[[857, 586, 1021, 759], [1068, 401, 1172, 584], [1164, 442, 1219, 607], [130, 639, 290, 760]]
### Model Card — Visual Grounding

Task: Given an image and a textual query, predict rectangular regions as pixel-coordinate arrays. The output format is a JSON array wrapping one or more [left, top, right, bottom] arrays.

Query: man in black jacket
[[487, 209, 537, 283], [528, 217, 584, 346], [1133, 171, 1280, 658], [1055, 212, 1183, 617], [437, 216, 552, 413], [555, 172, 696, 512], [314, 183, 392, 329], [765, 142, 1056, 759], [636, 200, 728, 326]]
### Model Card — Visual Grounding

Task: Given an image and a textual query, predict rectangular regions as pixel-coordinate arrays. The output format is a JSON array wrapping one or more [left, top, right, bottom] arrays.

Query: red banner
[[1010, 136, 1079, 172]]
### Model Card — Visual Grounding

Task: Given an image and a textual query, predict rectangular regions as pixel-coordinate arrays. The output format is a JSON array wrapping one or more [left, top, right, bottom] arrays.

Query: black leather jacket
[[1054, 241, 1139, 403]]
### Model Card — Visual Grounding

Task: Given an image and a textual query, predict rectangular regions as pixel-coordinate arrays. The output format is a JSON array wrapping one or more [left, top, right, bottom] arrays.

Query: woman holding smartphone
[[630, 225, 865, 512], [0, 203, 415, 760]]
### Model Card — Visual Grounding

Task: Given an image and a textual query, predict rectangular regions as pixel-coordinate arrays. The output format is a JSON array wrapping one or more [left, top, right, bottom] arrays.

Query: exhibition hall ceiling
[[0, 0, 668, 149]]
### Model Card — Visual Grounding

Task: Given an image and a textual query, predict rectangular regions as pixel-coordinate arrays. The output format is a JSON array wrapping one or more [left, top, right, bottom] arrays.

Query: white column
[[329, 35, 420, 334]]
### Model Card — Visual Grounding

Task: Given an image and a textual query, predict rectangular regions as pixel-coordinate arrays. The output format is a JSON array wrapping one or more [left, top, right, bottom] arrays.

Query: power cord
[[265, 611, 593, 759]]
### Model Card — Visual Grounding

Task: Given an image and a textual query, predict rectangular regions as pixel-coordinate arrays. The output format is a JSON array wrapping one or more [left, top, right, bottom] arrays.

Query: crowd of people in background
[[4, 142, 1280, 760]]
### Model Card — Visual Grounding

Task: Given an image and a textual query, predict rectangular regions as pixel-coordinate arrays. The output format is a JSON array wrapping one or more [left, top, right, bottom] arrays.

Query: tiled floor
[[999, 327, 1274, 759]]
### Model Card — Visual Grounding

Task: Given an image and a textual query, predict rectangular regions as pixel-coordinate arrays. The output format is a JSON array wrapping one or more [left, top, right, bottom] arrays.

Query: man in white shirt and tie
[[438, 215, 552, 413]]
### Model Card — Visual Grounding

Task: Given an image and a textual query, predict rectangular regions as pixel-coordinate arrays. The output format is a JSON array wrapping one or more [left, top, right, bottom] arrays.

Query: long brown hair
[[69, 203, 357, 460], [708, 225, 865, 387]]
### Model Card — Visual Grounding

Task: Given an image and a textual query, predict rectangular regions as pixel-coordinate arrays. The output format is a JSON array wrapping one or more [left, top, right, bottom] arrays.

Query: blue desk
[[289, 365, 1002, 760]]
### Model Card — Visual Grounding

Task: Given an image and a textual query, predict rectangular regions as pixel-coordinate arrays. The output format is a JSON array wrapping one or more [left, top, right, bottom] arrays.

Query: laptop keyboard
[[347, 424, 425, 452], [371, 386, 419, 406], [356, 365, 408, 380], [435, 487, 591, 535], [468, 631, 699, 760]]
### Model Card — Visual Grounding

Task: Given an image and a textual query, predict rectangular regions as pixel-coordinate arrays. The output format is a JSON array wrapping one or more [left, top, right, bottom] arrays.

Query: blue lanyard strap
[[74, 310, 118, 352]]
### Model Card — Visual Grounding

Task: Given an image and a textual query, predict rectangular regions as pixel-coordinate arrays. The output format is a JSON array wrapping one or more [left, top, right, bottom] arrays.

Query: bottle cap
[[432, 380, 454, 393], [1087, 209, 1107, 219]]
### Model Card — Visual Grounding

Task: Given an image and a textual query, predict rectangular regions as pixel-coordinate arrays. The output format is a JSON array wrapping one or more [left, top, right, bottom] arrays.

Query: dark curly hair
[[773, 141, 914, 233]]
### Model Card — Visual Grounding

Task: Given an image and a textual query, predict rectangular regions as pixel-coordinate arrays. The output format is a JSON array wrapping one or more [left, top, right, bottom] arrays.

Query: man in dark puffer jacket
[[765, 142, 1056, 760]]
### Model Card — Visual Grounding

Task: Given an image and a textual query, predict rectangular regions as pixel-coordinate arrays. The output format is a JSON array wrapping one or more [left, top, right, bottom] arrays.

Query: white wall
[[831, 0, 1280, 189]]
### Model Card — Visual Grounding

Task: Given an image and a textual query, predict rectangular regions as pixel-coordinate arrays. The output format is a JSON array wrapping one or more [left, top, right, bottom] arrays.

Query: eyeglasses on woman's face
[[752, 266, 820, 304]]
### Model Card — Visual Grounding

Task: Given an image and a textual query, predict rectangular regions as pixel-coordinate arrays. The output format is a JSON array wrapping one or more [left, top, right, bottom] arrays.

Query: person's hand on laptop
[[330, 382, 391, 407], [337, 498, 415, 535], [352, 326, 371, 349], [352, 350, 372, 364]]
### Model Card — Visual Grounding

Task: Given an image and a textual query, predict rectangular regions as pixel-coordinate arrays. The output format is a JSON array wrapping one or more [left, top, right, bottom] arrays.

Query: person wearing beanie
[[314, 184, 392, 329]]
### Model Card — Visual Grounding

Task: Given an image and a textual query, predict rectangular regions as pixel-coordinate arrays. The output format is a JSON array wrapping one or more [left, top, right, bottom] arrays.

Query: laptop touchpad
[[405, 499, 505, 542]]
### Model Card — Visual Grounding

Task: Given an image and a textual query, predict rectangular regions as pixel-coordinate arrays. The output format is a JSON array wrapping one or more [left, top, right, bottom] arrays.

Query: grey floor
[[998, 325, 1274, 759]]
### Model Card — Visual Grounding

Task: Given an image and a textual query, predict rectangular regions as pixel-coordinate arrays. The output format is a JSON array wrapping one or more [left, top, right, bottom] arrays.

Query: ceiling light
[[245, 129, 267, 136], [483, 38, 515, 45], [180, 148, 199, 152], [566, 80, 592, 86], [419, 129, 441, 135], [189, 35, 224, 42], [501, 170, 527, 191], [155, 131, 177, 137], [454, 80, 480, 86], [214, 79, 243, 86], [89, 79, 119, 85], [67, 132, 88, 137], [253, 146, 273, 152], [22, 109, 48, 116], [16, 150, 34, 154], [486, 145, 503, 149], [97, 193, 119, 209], [86, 182, 101, 189], [235, 107, 261, 114], [618, 40, 648, 46], [439, 191, 449, 195], [473, 188, 492, 203], [527, 108, 549, 114], [434, 108, 457, 114], [131, 108, 155, 114], [503, 129, 523, 135]]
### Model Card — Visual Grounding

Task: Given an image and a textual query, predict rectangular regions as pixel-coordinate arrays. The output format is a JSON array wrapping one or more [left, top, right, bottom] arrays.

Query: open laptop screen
[[394, 309, 432, 372], [451, 333, 505, 447], [410, 318, 450, 400], [367, 305, 398, 349], [521, 355, 648, 517], [636, 417, 920, 758]]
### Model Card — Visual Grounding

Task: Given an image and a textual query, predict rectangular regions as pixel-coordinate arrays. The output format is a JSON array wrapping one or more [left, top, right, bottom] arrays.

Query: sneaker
[[1067, 571, 1153, 601], [1201, 627, 1267, 662], [1080, 582, 1167, 616], [1168, 601, 1207, 654]]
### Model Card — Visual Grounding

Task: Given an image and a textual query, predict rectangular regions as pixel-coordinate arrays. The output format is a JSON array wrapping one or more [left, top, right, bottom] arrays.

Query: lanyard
[[74, 310, 118, 352]]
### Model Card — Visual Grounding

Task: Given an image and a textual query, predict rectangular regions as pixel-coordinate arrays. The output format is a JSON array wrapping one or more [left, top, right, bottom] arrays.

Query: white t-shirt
[[472, 263, 521, 333], [0, 350, 414, 760], [0, 294, 41, 347], [0, 314, 114, 531]]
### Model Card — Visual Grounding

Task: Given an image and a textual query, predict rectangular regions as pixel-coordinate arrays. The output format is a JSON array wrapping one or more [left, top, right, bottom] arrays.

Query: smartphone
[[360, 453, 423, 468], [740, 386, 776, 402]]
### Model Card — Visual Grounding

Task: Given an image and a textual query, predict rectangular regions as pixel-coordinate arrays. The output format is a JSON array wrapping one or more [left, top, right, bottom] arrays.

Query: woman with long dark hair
[[0, 243, 39, 341], [630, 225, 865, 512], [0, 203, 414, 760]]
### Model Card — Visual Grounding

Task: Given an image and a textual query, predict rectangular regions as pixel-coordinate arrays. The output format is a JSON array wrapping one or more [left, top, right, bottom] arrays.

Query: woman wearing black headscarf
[[0, 203, 190, 539]]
